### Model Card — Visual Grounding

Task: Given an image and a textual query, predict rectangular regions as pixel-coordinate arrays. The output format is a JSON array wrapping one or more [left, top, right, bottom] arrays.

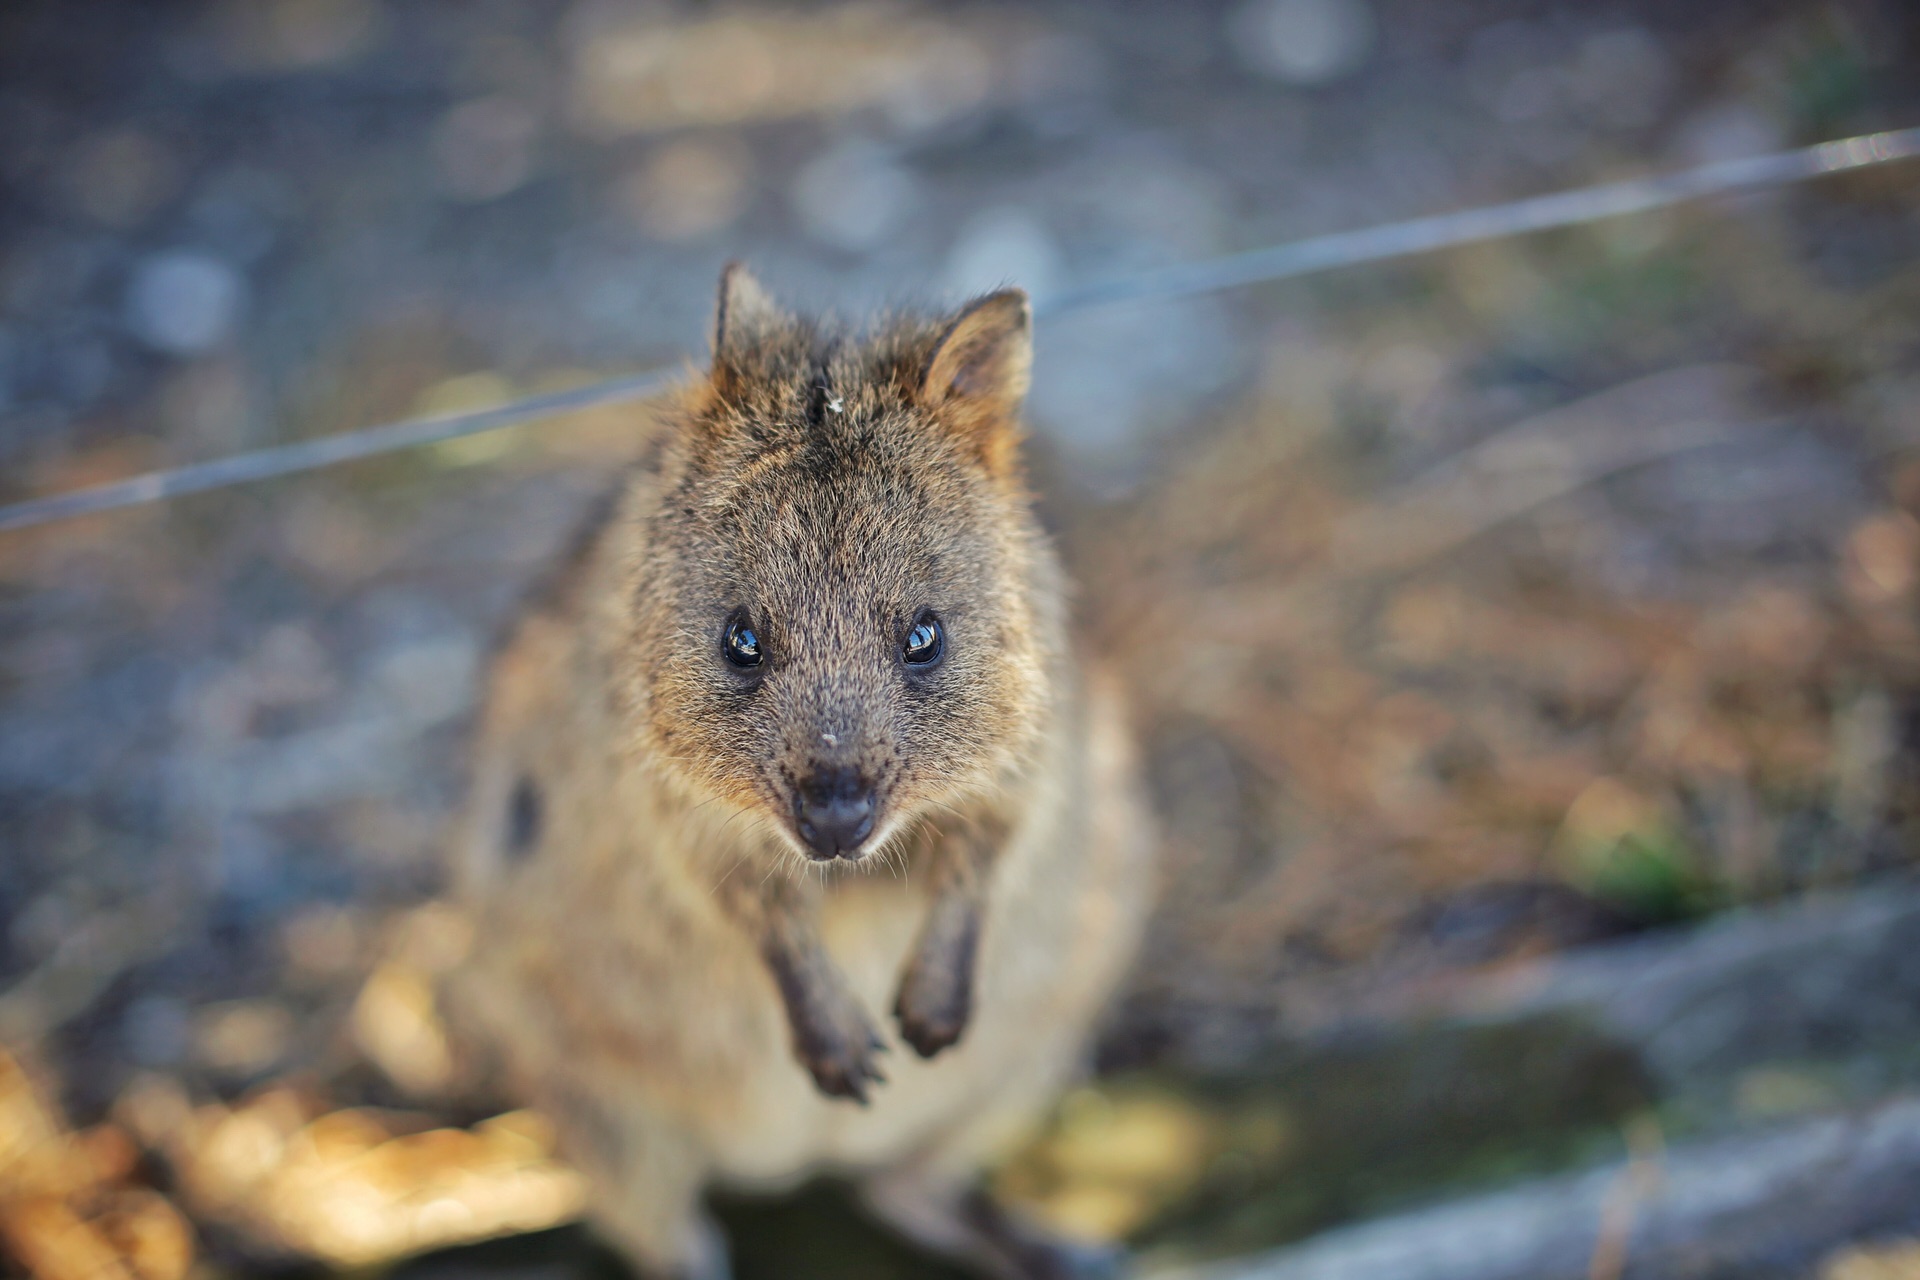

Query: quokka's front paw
[[893, 951, 974, 1059], [790, 985, 889, 1104]]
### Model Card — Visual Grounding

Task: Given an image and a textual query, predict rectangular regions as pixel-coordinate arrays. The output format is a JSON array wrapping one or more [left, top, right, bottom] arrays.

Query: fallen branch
[[1154, 1095, 1920, 1280]]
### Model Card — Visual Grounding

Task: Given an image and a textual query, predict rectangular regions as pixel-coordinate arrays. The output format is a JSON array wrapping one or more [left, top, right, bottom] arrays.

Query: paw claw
[[792, 992, 888, 1104]]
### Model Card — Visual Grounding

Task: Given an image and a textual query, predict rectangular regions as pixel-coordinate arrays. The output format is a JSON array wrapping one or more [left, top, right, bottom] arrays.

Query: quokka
[[438, 265, 1155, 1279]]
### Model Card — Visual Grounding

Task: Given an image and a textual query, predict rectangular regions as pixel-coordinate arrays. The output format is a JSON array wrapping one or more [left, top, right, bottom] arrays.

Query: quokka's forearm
[[893, 818, 1004, 1058], [750, 892, 889, 1103]]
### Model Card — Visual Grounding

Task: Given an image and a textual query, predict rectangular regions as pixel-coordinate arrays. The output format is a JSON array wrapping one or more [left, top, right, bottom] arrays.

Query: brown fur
[[439, 267, 1154, 1279]]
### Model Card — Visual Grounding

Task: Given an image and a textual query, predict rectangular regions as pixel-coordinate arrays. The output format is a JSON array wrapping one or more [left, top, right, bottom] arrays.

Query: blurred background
[[2, 1, 1920, 1278]]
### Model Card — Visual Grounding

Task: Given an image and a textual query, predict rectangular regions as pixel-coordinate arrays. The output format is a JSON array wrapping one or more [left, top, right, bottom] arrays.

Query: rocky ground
[[3, 1, 1920, 1277]]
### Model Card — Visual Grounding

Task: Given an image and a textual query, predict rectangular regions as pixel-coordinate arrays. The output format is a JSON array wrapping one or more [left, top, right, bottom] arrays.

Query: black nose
[[794, 768, 875, 860]]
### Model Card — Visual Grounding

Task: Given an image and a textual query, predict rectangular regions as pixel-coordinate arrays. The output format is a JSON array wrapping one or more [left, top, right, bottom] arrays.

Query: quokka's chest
[[813, 872, 938, 1004]]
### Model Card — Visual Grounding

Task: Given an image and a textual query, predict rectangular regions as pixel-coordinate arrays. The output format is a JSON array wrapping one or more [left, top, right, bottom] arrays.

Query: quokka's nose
[[794, 767, 875, 860]]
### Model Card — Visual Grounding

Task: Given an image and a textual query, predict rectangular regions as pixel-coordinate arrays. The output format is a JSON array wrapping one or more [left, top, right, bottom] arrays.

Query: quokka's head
[[623, 264, 1063, 864]]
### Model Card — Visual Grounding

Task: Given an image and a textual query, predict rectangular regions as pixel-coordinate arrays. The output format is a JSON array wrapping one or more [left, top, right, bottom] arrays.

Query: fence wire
[[2, 124, 1917, 537]]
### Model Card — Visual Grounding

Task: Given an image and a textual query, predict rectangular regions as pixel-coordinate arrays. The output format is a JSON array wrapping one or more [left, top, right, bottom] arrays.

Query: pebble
[[187, 170, 291, 265], [368, 632, 480, 730], [123, 995, 193, 1068], [790, 142, 918, 253], [1029, 295, 1241, 470], [615, 137, 752, 241], [882, 33, 992, 136], [192, 998, 294, 1076], [1675, 100, 1786, 165], [125, 251, 244, 356], [432, 95, 540, 203], [1012, 32, 1112, 137], [1570, 28, 1672, 129], [1228, 0, 1376, 87], [62, 128, 181, 229]]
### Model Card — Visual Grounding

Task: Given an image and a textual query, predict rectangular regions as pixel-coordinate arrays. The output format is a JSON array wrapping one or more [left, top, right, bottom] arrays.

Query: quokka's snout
[[790, 763, 876, 860], [746, 651, 914, 864]]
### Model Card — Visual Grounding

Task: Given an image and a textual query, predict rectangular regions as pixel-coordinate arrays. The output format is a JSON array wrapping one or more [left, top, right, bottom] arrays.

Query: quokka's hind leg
[[540, 1073, 730, 1280], [861, 1163, 1123, 1280]]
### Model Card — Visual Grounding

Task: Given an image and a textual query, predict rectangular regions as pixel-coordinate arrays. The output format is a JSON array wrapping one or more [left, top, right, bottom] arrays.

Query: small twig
[[1587, 1113, 1667, 1280]]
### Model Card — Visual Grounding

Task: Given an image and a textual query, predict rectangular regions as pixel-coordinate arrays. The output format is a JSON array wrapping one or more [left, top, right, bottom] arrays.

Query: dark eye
[[723, 617, 763, 668], [903, 616, 944, 667]]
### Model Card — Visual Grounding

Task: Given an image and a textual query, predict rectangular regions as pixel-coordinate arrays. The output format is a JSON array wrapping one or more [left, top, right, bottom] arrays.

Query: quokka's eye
[[902, 616, 944, 667], [723, 618, 763, 668]]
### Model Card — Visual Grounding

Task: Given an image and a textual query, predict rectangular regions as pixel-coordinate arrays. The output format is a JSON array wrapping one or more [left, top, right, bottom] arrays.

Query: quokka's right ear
[[713, 261, 790, 368]]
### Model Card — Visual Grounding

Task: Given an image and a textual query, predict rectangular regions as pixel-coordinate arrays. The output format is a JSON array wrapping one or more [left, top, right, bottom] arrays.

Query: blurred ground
[[3, 0, 1920, 1277]]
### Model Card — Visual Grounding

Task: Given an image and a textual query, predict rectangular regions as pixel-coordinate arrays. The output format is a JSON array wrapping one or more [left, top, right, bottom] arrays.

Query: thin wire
[[1032, 126, 1920, 316], [2, 125, 1917, 536], [0, 371, 673, 534]]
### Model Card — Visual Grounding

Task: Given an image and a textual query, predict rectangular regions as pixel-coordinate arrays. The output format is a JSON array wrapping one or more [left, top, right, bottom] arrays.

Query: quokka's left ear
[[920, 289, 1032, 477], [922, 289, 1032, 409], [917, 289, 1029, 479]]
